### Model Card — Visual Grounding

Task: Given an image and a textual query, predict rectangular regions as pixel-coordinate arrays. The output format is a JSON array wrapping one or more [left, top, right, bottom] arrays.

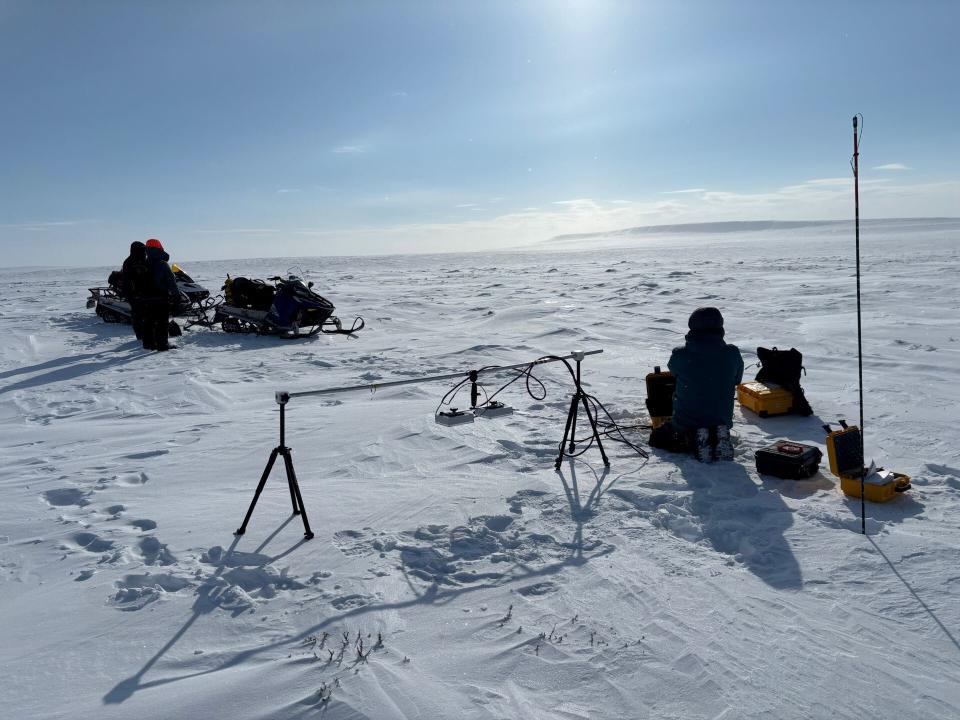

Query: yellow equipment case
[[823, 422, 911, 502], [645, 366, 675, 429], [737, 381, 794, 418]]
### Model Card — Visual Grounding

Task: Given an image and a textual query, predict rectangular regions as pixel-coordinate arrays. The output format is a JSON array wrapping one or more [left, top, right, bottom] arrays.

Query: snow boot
[[695, 428, 713, 463], [715, 425, 734, 461]]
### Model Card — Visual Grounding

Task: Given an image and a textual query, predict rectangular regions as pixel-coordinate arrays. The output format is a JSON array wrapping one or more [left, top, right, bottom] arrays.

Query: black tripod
[[235, 392, 314, 540], [554, 352, 610, 469]]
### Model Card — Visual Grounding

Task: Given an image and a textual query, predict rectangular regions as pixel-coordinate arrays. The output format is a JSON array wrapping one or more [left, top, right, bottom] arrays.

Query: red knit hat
[[145, 238, 163, 250]]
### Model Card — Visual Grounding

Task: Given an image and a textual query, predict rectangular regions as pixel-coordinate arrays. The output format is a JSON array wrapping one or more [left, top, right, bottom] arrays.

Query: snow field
[[1, 224, 959, 718]]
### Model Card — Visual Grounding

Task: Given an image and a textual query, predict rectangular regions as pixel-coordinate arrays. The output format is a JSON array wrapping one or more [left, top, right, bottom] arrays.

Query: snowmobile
[[86, 263, 211, 330], [212, 271, 364, 338]]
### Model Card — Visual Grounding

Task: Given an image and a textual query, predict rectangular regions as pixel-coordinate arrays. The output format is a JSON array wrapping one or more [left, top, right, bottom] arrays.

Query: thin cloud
[[276, 188, 301, 194], [874, 163, 911, 171], [660, 188, 707, 194], [180, 176, 960, 258], [196, 228, 282, 234], [0, 219, 88, 231], [800, 177, 851, 187], [332, 145, 367, 154]]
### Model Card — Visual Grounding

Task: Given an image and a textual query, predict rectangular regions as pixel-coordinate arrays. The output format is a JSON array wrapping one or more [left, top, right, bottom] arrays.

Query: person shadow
[[676, 459, 803, 590], [0, 345, 147, 396]]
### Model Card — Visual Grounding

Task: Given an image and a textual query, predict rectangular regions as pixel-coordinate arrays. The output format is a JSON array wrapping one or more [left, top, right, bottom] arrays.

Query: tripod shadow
[[554, 460, 604, 566], [103, 517, 308, 705], [554, 458, 646, 562], [102, 477, 623, 706]]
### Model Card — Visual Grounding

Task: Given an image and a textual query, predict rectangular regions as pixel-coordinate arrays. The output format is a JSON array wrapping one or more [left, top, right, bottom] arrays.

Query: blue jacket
[[667, 335, 744, 431], [145, 247, 180, 301]]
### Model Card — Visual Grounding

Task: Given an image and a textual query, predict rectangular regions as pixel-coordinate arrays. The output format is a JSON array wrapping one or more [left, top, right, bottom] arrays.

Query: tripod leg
[[282, 450, 314, 540], [281, 448, 301, 515], [567, 393, 579, 453], [579, 393, 610, 466], [236, 447, 280, 535], [555, 394, 579, 470]]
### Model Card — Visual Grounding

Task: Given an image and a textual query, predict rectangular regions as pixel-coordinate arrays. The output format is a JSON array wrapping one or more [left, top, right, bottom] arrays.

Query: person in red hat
[[141, 239, 180, 351]]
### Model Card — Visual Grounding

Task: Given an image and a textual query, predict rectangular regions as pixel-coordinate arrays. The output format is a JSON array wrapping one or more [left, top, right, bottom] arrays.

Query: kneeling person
[[649, 307, 744, 462]]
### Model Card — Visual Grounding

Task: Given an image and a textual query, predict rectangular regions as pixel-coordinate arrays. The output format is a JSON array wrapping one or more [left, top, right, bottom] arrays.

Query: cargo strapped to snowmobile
[[208, 273, 364, 338]]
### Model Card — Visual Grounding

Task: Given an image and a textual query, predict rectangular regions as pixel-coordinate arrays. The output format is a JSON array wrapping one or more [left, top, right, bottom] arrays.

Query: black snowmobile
[[87, 263, 211, 327], [211, 271, 364, 338]]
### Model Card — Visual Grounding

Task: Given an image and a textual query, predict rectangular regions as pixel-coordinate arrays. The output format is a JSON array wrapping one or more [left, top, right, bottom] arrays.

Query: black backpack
[[755, 347, 814, 416], [115, 261, 157, 300], [229, 277, 276, 310]]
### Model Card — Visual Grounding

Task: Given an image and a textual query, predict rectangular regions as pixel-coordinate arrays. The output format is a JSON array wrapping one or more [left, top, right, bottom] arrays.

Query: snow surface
[[1, 223, 959, 719]]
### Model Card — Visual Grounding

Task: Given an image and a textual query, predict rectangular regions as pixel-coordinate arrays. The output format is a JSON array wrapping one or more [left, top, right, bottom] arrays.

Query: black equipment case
[[645, 366, 675, 428], [755, 441, 823, 480]]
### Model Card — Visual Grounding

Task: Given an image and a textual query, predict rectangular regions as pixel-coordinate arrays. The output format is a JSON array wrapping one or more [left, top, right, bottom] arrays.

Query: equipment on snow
[[823, 422, 910, 502], [212, 271, 364, 338], [753, 346, 814, 416], [644, 366, 675, 429], [435, 408, 475, 426], [754, 441, 822, 480], [736, 380, 795, 418], [234, 350, 636, 541]]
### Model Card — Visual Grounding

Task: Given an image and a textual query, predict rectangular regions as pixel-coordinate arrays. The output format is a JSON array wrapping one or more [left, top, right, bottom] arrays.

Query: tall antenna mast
[[852, 114, 865, 535]]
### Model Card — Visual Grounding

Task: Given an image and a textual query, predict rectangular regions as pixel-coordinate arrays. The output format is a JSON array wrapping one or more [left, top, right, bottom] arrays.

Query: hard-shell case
[[755, 441, 823, 479], [645, 366, 675, 429], [824, 423, 911, 502], [737, 381, 794, 417]]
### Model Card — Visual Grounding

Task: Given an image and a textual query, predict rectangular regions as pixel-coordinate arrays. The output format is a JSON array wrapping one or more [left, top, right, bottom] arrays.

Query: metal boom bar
[[237, 349, 606, 540], [281, 349, 603, 403]]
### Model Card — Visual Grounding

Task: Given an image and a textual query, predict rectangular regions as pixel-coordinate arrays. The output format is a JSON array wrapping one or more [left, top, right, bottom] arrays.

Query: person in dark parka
[[649, 307, 744, 462], [120, 241, 151, 341], [141, 238, 181, 351]]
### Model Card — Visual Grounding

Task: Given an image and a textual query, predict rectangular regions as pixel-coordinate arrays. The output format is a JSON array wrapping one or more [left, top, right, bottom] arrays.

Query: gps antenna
[[852, 113, 865, 535]]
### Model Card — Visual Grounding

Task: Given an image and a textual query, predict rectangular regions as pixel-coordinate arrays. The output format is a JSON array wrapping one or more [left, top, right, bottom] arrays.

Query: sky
[[1, 0, 958, 267]]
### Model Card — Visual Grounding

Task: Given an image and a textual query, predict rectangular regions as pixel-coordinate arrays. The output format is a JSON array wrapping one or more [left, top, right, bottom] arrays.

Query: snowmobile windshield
[[286, 265, 305, 281]]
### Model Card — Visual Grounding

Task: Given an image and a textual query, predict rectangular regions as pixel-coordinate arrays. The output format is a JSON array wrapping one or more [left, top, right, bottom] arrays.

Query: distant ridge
[[540, 217, 960, 248], [549, 220, 840, 242]]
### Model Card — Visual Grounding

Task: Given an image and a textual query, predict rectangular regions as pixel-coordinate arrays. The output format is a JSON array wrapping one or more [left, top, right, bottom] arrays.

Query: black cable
[[585, 394, 649, 458], [434, 354, 649, 461], [434, 377, 471, 416]]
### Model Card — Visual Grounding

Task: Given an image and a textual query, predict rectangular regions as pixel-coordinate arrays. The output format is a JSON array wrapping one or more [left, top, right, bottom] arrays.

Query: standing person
[[142, 239, 181, 351], [120, 241, 151, 341], [648, 307, 744, 462]]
